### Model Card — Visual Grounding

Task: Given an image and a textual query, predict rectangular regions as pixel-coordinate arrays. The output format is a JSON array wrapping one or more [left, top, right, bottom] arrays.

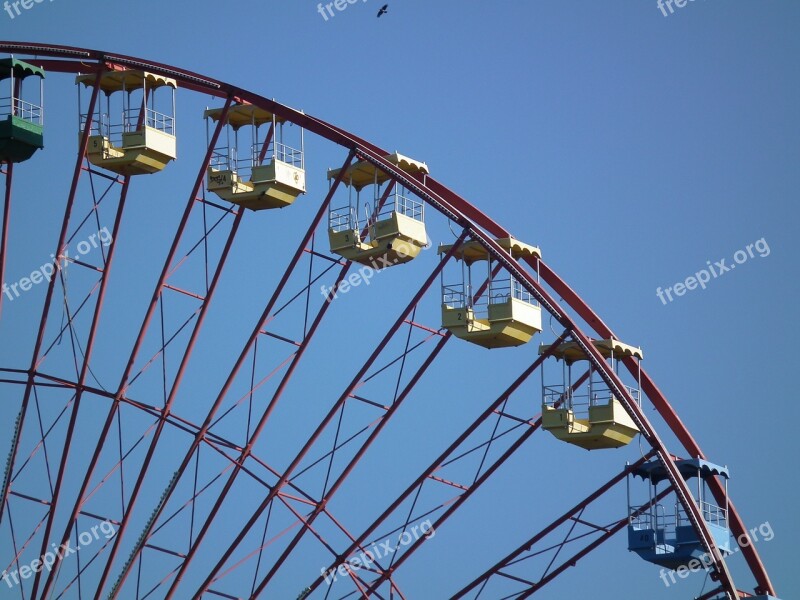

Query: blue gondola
[[627, 458, 731, 569]]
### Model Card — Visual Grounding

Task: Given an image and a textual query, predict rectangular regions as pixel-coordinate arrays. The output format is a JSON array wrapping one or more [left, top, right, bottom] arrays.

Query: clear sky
[[0, 1, 797, 599]]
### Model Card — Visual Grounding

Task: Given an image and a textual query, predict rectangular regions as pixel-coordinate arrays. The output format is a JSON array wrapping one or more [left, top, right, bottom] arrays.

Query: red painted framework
[[0, 41, 776, 599]]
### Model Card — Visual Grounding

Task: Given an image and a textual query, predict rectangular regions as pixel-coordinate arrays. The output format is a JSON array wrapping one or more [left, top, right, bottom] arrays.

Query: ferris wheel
[[0, 42, 782, 600]]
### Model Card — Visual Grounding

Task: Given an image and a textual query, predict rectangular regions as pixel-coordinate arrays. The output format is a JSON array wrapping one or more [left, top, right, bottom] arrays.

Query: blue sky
[[0, 1, 797, 598]]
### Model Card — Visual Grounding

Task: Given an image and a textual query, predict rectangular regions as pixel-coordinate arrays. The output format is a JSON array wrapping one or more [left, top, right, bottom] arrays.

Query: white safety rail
[[0, 96, 42, 124]]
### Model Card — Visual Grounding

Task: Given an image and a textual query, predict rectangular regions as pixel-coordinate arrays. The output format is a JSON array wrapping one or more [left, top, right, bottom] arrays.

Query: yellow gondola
[[77, 70, 177, 176], [540, 338, 643, 449], [440, 237, 542, 348]]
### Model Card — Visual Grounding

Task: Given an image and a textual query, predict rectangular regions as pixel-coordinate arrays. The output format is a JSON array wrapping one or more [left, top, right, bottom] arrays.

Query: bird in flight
[[377, 4, 388, 17]]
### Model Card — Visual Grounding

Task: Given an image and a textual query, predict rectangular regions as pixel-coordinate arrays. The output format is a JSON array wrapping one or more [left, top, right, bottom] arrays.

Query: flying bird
[[377, 4, 388, 17]]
